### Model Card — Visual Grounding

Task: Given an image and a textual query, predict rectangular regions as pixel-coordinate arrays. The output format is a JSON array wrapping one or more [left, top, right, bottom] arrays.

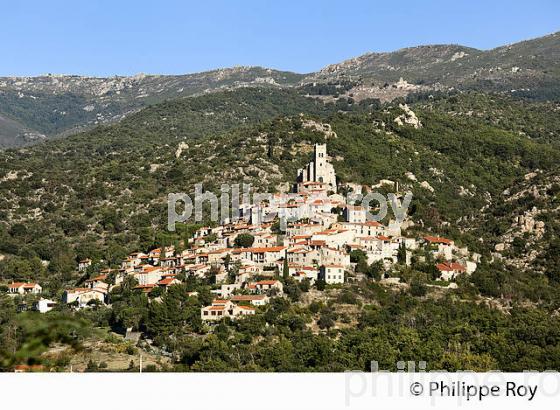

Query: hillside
[[1, 88, 560, 295], [1, 31, 559, 149], [3, 86, 560, 371], [304, 32, 560, 102], [0, 67, 304, 148]]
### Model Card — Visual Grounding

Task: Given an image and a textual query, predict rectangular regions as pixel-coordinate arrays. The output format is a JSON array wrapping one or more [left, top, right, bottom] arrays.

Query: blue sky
[[2, 0, 559, 76]]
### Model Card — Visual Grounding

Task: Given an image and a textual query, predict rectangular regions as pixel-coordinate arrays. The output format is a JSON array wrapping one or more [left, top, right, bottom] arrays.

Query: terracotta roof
[[424, 236, 453, 245], [255, 280, 280, 286], [309, 240, 326, 246], [436, 262, 466, 272], [231, 295, 267, 301], [158, 277, 179, 286], [8, 282, 38, 289], [293, 234, 312, 239], [142, 266, 161, 273]]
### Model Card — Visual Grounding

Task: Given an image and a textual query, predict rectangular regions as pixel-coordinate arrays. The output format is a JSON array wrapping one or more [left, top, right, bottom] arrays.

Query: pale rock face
[[524, 171, 538, 180], [458, 185, 474, 197], [175, 142, 189, 159], [1, 170, 19, 182], [420, 181, 434, 192], [495, 243, 506, 252], [515, 207, 545, 238], [405, 172, 417, 182], [302, 120, 337, 139], [394, 77, 416, 90], [450, 51, 468, 61], [254, 77, 278, 85], [394, 104, 422, 128], [429, 167, 444, 177]]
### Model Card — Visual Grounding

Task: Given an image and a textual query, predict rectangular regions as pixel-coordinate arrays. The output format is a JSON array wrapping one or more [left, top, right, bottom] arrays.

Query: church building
[[296, 144, 337, 193]]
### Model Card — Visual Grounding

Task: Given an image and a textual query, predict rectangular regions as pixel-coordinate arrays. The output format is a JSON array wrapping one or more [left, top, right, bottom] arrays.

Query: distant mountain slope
[[0, 67, 304, 148], [1, 31, 559, 148], [304, 32, 560, 102], [0, 112, 44, 149]]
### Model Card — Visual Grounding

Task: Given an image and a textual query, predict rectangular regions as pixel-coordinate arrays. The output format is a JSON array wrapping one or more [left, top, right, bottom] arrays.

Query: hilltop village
[[6, 144, 481, 321]]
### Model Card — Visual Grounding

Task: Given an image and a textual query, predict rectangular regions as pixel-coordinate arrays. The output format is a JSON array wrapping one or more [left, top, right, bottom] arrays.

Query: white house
[[34, 298, 57, 313], [248, 280, 284, 294], [134, 266, 163, 285], [287, 247, 320, 266], [232, 246, 286, 267], [78, 258, 92, 272], [84, 274, 109, 292], [334, 221, 387, 239], [436, 262, 467, 281], [200, 299, 256, 321], [345, 205, 367, 223], [319, 246, 351, 267], [212, 283, 242, 298], [7, 282, 42, 296], [423, 236, 455, 261], [63, 288, 106, 307], [320, 265, 345, 284]]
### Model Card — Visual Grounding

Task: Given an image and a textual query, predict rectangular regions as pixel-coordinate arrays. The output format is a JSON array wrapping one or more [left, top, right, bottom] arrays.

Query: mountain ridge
[[1, 31, 559, 148]]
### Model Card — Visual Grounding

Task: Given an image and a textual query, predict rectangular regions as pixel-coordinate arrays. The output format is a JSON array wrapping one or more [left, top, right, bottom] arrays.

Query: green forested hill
[[2, 86, 560, 371], [1, 88, 559, 278], [2, 32, 560, 149]]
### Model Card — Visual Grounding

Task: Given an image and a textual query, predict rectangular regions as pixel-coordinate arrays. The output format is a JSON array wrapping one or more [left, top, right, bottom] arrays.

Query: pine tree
[[282, 251, 289, 280]]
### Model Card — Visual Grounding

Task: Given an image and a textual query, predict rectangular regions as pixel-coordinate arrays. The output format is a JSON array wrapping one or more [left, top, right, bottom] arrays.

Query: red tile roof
[[424, 236, 453, 245], [8, 282, 38, 289], [436, 262, 466, 272]]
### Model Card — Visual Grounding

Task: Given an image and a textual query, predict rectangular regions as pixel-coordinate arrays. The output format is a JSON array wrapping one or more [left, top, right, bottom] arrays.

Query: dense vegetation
[[2, 86, 560, 371], [4, 278, 560, 372]]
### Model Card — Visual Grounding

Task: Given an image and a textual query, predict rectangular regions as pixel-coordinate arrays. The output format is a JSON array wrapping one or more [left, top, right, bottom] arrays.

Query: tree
[[223, 254, 231, 271], [282, 253, 289, 280], [318, 309, 336, 330], [350, 249, 368, 274], [410, 278, 427, 297], [397, 242, 407, 264], [367, 261, 383, 280], [234, 234, 255, 248]]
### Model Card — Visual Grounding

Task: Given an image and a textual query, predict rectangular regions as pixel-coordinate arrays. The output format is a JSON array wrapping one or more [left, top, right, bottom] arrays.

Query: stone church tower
[[296, 144, 337, 193]]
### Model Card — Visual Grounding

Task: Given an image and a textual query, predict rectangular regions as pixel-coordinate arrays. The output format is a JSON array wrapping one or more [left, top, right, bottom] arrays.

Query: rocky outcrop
[[394, 104, 422, 128]]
